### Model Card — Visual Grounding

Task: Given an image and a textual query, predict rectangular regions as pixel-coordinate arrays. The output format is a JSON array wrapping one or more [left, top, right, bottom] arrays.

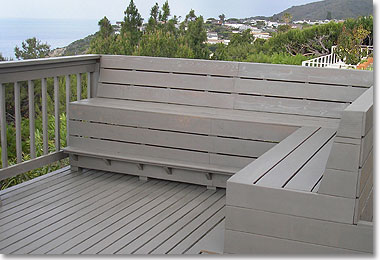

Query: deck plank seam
[[41, 179, 171, 254]]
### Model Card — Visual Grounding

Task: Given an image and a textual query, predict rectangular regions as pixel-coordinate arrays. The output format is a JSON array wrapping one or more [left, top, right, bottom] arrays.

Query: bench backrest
[[96, 55, 373, 120], [318, 87, 373, 223]]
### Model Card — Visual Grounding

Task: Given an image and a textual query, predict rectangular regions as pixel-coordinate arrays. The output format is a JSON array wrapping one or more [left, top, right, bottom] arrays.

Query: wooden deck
[[0, 167, 225, 255]]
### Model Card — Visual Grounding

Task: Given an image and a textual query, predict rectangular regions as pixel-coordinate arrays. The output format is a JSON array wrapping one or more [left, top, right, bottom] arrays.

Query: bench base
[[68, 154, 233, 189]]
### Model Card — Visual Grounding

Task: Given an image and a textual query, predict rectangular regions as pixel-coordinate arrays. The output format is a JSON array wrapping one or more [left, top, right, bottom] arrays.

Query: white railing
[[0, 55, 100, 180], [302, 45, 373, 69]]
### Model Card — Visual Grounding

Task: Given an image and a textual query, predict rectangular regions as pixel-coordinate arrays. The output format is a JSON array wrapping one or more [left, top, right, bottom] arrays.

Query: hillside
[[271, 0, 373, 21]]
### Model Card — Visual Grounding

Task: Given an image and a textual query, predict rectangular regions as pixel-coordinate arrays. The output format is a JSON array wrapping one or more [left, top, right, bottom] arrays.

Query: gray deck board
[[0, 167, 225, 255]]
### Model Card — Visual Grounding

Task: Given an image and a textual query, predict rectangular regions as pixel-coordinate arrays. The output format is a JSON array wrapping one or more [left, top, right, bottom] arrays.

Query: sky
[[2, 0, 322, 22]]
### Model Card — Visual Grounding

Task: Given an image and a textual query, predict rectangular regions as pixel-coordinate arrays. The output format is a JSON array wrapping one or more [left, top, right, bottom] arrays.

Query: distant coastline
[[0, 18, 98, 59]]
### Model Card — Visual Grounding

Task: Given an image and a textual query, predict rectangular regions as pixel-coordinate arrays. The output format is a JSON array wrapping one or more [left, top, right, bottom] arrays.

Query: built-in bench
[[225, 87, 373, 254], [64, 55, 373, 254], [64, 55, 372, 189]]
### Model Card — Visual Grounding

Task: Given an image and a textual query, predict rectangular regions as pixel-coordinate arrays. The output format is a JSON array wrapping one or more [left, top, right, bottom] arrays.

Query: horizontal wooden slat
[[234, 95, 347, 118], [68, 136, 255, 170], [69, 120, 275, 158], [99, 69, 235, 92], [238, 62, 373, 87], [0, 152, 68, 181], [100, 55, 239, 76], [227, 181, 356, 224], [225, 205, 373, 252], [70, 98, 340, 129], [317, 169, 358, 198], [224, 229, 362, 254], [97, 83, 235, 109], [0, 64, 96, 84], [235, 78, 365, 102]]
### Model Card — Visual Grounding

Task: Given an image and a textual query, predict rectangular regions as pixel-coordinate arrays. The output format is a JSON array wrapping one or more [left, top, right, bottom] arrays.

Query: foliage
[[121, 0, 142, 48], [14, 37, 51, 60], [282, 13, 292, 24], [64, 34, 95, 56], [0, 114, 68, 190], [88, 17, 116, 54], [335, 23, 370, 65]]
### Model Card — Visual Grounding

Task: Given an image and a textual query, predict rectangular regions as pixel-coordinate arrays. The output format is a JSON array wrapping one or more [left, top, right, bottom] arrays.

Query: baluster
[[87, 72, 91, 99], [77, 73, 81, 100], [66, 75, 70, 146], [14, 82, 22, 163], [54, 76, 60, 151], [28, 80, 36, 159], [0, 83, 8, 168], [41, 78, 48, 155]]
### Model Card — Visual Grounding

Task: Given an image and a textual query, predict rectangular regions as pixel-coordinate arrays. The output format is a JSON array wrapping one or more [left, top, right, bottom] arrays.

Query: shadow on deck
[[0, 167, 225, 255]]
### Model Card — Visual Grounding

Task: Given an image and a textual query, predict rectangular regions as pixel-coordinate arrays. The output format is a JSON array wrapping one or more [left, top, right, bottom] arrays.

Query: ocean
[[0, 18, 99, 59]]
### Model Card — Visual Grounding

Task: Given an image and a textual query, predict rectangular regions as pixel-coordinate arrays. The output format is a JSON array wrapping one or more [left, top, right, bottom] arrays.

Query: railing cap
[[0, 54, 100, 69]]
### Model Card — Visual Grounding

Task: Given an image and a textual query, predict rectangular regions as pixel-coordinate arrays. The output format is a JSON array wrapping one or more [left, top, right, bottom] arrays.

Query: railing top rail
[[0, 54, 100, 70]]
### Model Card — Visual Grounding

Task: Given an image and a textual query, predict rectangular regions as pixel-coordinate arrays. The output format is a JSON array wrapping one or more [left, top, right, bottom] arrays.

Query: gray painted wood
[[70, 98, 340, 129], [28, 80, 36, 159], [14, 82, 22, 163], [228, 127, 318, 184], [99, 70, 235, 93], [285, 136, 334, 192], [0, 64, 97, 84], [78, 184, 196, 254], [318, 169, 358, 198], [238, 61, 373, 87], [45, 180, 178, 254], [41, 78, 48, 155], [69, 120, 275, 158], [235, 78, 365, 102], [76, 73, 81, 101], [337, 87, 373, 138], [54, 76, 60, 151], [325, 140, 361, 172], [100, 55, 239, 76], [0, 172, 125, 253], [30, 179, 166, 254], [359, 148, 373, 197], [257, 128, 335, 188], [65, 75, 70, 146], [97, 83, 235, 109], [113, 188, 221, 254], [224, 229, 363, 254], [227, 181, 355, 224], [133, 191, 224, 254], [0, 151, 68, 181], [234, 95, 347, 118], [225, 205, 373, 252], [0, 83, 8, 168]]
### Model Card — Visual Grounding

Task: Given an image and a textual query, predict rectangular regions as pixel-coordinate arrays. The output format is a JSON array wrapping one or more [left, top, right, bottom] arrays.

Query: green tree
[[336, 24, 370, 65], [282, 13, 293, 24], [159, 1, 170, 23], [326, 11, 332, 20], [147, 3, 160, 32], [14, 37, 50, 60], [88, 16, 115, 54], [219, 14, 226, 24], [181, 10, 209, 59], [120, 0, 142, 50]]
